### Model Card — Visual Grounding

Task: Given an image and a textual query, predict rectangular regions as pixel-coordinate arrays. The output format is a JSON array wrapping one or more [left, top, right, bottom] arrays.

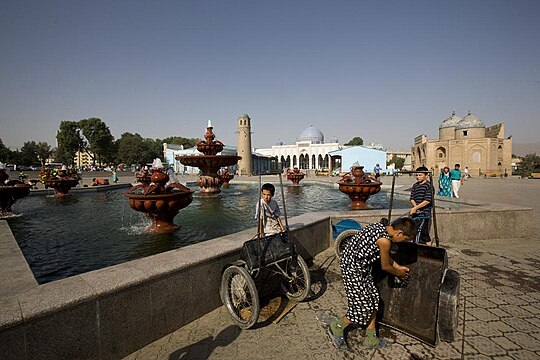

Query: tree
[[0, 139, 16, 164], [19, 141, 39, 165], [387, 155, 405, 170], [78, 118, 115, 166], [345, 137, 363, 146], [116, 133, 147, 167], [56, 121, 82, 165], [36, 142, 53, 166], [162, 136, 199, 149], [518, 153, 540, 177]]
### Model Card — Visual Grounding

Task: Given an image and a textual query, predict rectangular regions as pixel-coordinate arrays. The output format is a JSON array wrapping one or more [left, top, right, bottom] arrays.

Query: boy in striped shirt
[[409, 166, 433, 245]]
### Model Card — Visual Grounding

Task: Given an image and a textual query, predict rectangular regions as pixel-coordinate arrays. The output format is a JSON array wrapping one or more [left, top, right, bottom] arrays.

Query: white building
[[255, 125, 341, 171]]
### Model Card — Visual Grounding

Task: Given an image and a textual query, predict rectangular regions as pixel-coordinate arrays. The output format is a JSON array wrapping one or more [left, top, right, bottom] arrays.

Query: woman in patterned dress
[[437, 166, 452, 197], [329, 217, 416, 349]]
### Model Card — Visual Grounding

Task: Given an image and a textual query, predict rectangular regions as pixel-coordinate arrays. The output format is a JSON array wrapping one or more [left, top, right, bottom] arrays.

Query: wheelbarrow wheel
[[334, 229, 360, 258], [220, 265, 260, 329], [280, 255, 311, 301]]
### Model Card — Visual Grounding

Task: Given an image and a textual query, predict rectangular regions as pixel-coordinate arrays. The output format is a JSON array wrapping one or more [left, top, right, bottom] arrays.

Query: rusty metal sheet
[[374, 243, 448, 346]]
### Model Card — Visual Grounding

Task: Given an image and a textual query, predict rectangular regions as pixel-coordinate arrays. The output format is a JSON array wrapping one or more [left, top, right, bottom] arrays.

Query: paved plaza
[[121, 176, 540, 360]]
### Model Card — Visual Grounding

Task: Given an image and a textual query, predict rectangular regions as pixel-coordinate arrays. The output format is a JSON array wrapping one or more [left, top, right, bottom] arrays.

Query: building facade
[[412, 111, 512, 176], [255, 125, 341, 171]]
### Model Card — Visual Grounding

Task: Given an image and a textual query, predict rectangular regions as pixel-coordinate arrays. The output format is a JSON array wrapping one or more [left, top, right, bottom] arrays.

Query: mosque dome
[[298, 125, 324, 144], [455, 111, 485, 130], [439, 111, 462, 129]]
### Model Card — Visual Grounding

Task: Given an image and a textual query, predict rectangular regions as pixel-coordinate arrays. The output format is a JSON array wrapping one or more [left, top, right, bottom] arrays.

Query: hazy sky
[[1, 0, 539, 152]]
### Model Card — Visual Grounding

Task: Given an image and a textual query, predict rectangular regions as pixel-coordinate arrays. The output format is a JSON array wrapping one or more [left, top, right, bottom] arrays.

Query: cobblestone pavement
[[125, 177, 540, 360], [124, 236, 540, 360]]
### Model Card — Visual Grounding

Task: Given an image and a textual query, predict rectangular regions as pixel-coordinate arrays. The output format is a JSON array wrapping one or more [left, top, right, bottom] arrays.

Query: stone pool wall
[[0, 197, 533, 359]]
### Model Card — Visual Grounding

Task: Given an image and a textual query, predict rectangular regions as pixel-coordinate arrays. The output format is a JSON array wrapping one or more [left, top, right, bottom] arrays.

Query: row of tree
[[1, 118, 199, 168]]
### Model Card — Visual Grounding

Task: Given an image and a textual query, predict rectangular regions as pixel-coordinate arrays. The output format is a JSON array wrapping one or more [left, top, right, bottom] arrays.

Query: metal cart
[[220, 171, 312, 329]]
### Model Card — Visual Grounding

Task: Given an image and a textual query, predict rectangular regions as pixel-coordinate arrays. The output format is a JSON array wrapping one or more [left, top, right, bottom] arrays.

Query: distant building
[[412, 111, 512, 176], [329, 146, 387, 175], [255, 125, 341, 172], [386, 150, 413, 171]]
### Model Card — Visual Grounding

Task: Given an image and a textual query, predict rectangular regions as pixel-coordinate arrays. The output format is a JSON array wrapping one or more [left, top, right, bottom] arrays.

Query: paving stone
[[504, 332, 540, 351], [465, 336, 507, 357], [467, 307, 501, 322], [502, 317, 540, 333], [507, 349, 539, 360], [466, 320, 504, 337], [467, 296, 498, 309]]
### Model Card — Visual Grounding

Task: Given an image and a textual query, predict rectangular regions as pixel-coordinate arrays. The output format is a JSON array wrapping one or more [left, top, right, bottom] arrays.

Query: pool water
[[9, 182, 408, 283]]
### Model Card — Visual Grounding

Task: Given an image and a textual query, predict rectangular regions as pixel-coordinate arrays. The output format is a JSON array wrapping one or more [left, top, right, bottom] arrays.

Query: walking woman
[[437, 166, 452, 197]]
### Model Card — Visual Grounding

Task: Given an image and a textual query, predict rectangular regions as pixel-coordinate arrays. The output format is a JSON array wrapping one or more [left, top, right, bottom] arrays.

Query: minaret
[[237, 113, 252, 176]]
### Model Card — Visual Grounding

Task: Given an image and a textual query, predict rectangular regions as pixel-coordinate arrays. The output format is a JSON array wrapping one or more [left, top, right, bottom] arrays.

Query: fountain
[[286, 167, 305, 186], [125, 159, 194, 233], [0, 165, 31, 217], [40, 165, 80, 196], [176, 121, 241, 194], [337, 163, 382, 210], [218, 168, 235, 187]]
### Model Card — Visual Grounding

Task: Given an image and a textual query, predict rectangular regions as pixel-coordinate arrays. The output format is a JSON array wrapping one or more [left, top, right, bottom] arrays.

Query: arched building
[[412, 111, 512, 176], [255, 125, 342, 172]]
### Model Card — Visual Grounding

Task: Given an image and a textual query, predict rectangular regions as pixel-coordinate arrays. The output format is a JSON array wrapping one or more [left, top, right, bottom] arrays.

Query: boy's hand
[[396, 265, 410, 279], [409, 207, 417, 215]]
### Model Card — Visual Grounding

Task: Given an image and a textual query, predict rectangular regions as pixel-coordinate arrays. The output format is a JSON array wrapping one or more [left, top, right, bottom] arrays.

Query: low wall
[[0, 198, 533, 359]]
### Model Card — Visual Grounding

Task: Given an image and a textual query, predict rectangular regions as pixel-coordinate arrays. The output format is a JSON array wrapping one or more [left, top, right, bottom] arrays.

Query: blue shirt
[[449, 169, 461, 180]]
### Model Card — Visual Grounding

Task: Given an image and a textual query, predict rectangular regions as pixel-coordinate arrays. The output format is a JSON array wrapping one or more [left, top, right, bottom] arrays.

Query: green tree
[[56, 121, 82, 165], [36, 142, 53, 166], [387, 155, 405, 170], [78, 118, 115, 166], [0, 139, 16, 164], [345, 137, 363, 146], [116, 133, 147, 167], [518, 153, 540, 177], [162, 136, 199, 148], [19, 141, 39, 165]]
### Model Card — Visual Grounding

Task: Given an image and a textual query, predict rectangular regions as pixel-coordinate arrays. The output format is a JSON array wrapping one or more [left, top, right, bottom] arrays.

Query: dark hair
[[390, 217, 416, 238], [415, 166, 429, 173], [261, 183, 275, 196], [454, 163, 460, 167]]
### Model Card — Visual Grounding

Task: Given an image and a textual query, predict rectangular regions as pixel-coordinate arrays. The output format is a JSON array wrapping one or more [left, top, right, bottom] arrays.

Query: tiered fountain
[[337, 163, 382, 210], [286, 167, 305, 186], [41, 165, 80, 196], [0, 165, 32, 217], [125, 159, 194, 233], [176, 121, 241, 194], [218, 168, 235, 187]]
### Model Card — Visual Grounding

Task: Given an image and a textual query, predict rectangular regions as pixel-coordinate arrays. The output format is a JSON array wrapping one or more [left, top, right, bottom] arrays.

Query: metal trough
[[374, 243, 460, 346]]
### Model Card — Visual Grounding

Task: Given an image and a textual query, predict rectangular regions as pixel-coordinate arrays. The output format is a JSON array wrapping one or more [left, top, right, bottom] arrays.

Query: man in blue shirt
[[449, 164, 463, 198]]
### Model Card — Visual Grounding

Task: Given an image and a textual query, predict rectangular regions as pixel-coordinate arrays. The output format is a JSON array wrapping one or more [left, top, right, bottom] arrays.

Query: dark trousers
[[413, 216, 431, 244]]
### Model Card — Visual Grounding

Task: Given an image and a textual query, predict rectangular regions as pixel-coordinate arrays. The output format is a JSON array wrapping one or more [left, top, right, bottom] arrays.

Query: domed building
[[255, 125, 342, 172], [412, 111, 512, 176]]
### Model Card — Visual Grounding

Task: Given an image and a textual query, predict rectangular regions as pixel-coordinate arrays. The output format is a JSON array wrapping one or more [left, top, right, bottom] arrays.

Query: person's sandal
[[327, 327, 348, 351]]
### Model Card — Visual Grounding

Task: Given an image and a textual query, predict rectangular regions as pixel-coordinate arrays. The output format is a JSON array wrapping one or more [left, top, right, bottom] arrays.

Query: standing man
[[373, 163, 381, 180], [450, 163, 463, 198]]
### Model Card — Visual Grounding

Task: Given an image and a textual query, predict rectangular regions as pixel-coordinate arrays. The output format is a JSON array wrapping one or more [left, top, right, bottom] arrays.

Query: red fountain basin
[[44, 178, 80, 196], [125, 190, 194, 233], [0, 184, 32, 216], [177, 155, 241, 194], [287, 173, 304, 186], [337, 181, 382, 210], [219, 173, 235, 187]]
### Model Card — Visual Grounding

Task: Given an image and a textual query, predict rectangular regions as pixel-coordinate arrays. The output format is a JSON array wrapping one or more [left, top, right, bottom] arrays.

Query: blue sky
[[1, 0, 539, 152]]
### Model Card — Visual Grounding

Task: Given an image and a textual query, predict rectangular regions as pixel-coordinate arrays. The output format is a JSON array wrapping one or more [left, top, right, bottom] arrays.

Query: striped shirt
[[410, 181, 433, 216]]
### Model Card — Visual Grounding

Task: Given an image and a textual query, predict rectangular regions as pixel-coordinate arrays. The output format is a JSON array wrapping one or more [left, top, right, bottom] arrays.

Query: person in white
[[464, 167, 470, 180], [449, 163, 463, 198], [255, 183, 285, 236]]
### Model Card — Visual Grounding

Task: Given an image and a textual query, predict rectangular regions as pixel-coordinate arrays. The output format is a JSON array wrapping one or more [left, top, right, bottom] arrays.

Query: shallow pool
[[9, 182, 409, 283]]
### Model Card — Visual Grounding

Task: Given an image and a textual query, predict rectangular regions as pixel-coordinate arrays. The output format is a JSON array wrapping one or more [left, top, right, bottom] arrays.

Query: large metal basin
[[374, 243, 460, 346]]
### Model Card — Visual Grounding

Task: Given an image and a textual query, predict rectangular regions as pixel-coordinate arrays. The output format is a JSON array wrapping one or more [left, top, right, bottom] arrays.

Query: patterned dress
[[437, 173, 451, 197], [339, 222, 389, 325]]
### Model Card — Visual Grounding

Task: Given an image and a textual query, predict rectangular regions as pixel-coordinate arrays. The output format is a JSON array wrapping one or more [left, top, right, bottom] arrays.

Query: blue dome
[[298, 125, 324, 144]]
